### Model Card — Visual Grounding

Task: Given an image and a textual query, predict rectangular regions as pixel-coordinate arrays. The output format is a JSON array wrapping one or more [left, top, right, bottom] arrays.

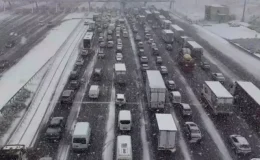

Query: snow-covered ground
[[203, 23, 260, 39], [0, 13, 84, 112]]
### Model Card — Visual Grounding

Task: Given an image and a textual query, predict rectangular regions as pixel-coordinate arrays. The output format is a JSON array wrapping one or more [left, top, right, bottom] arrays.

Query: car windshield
[[3, 2, 260, 160]]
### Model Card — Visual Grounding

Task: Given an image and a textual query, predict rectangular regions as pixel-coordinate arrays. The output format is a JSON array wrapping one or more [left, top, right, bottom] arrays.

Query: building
[[205, 4, 230, 22]]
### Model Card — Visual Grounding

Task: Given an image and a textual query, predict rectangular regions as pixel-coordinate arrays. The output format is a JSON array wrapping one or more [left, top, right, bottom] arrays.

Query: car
[[151, 42, 157, 49], [152, 25, 157, 29], [184, 122, 202, 143], [148, 38, 154, 44], [107, 41, 114, 48], [47, 21, 54, 27], [116, 53, 123, 61], [145, 34, 151, 40], [75, 57, 84, 66], [138, 49, 145, 57], [99, 41, 106, 48], [229, 135, 251, 154], [166, 44, 173, 51], [103, 23, 108, 28], [60, 90, 75, 104], [117, 38, 122, 45], [156, 56, 163, 64], [166, 80, 176, 91], [200, 61, 210, 70], [211, 72, 225, 83], [98, 36, 104, 42], [93, 68, 102, 81], [251, 158, 260, 160], [133, 27, 138, 33], [45, 117, 65, 141], [117, 44, 123, 51], [107, 35, 113, 41], [116, 33, 120, 38], [160, 66, 168, 75], [140, 56, 148, 64], [138, 42, 144, 48], [153, 47, 159, 55], [5, 40, 15, 48], [135, 34, 141, 41], [97, 27, 102, 33], [108, 30, 113, 35], [39, 21, 44, 26], [116, 94, 126, 106], [69, 80, 80, 90], [141, 64, 149, 71]]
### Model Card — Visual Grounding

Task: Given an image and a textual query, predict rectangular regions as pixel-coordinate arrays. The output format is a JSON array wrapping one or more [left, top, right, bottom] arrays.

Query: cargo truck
[[170, 24, 184, 42], [230, 81, 260, 129], [144, 10, 153, 22], [179, 36, 192, 48], [146, 70, 166, 110], [162, 20, 172, 29], [186, 41, 203, 61], [108, 23, 115, 32], [114, 63, 127, 85], [201, 81, 234, 115], [155, 113, 178, 152], [162, 29, 174, 44], [138, 15, 146, 24]]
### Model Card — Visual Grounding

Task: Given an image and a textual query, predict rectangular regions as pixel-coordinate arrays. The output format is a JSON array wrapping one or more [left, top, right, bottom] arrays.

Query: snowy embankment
[[0, 13, 84, 112]]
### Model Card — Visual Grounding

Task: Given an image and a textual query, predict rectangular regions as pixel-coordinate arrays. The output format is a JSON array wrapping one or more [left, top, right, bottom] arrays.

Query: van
[[170, 91, 181, 103], [88, 85, 100, 99], [118, 110, 131, 131], [116, 135, 132, 160], [72, 122, 91, 151]]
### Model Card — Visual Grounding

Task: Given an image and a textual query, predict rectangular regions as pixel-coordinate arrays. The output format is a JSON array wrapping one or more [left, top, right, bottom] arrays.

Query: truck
[[155, 113, 178, 152], [108, 23, 115, 32], [170, 24, 184, 42], [201, 81, 234, 115], [114, 63, 127, 85], [144, 10, 153, 22], [186, 41, 203, 61], [179, 36, 192, 48], [162, 20, 172, 29], [138, 15, 146, 24], [230, 81, 260, 129], [146, 70, 167, 110], [152, 10, 160, 19], [162, 29, 174, 43], [177, 52, 195, 72], [158, 15, 166, 26]]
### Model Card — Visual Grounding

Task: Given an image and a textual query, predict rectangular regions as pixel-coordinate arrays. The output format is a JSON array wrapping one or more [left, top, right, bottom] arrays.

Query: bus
[[82, 31, 94, 56]]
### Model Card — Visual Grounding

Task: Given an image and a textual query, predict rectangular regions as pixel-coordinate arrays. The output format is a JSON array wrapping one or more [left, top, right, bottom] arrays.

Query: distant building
[[205, 4, 230, 22]]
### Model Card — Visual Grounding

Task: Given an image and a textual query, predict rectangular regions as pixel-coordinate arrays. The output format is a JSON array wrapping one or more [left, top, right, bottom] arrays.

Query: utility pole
[[241, 0, 247, 22]]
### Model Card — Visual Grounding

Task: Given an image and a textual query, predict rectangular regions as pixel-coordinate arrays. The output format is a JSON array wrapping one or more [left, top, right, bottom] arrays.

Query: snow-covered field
[[0, 13, 84, 112], [203, 23, 260, 39]]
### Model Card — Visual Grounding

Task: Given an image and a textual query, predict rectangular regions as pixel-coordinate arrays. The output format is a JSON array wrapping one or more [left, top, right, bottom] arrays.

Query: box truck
[[201, 81, 234, 115], [146, 70, 166, 110], [162, 29, 174, 43], [162, 20, 172, 29], [170, 24, 184, 42], [155, 113, 178, 152], [114, 63, 127, 85], [186, 41, 203, 61], [230, 81, 260, 128]]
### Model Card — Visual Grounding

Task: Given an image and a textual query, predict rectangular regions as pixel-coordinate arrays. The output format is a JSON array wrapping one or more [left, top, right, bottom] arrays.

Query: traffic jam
[[1, 5, 260, 160]]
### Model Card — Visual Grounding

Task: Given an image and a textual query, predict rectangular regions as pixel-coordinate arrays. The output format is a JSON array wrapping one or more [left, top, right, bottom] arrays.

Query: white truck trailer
[[186, 40, 203, 60], [162, 29, 174, 43], [146, 70, 166, 110], [155, 113, 178, 152], [162, 20, 172, 29], [114, 63, 127, 85], [202, 81, 234, 115], [170, 24, 184, 42]]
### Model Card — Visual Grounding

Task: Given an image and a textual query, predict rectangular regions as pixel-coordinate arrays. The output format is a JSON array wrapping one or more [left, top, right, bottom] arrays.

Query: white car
[[148, 38, 154, 44], [184, 122, 202, 143], [229, 134, 252, 154], [98, 36, 104, 42], [160, 66, 168, 75], [116, 53, 123, 61], [116, 94, 126, 106], [116, 33, 120, 38], [141, 64, 149, 71], [151, 42, 157, 49], [75, 58, 84, 66], [211, 72, 225, 83], [99, 42, 106, 48]]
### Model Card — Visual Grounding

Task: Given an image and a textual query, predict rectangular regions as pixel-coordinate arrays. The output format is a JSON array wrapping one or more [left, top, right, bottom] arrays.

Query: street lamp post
[[241, 0, 247, 22]]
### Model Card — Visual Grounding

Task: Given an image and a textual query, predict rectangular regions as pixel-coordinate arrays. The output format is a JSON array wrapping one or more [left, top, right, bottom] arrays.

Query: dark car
[[156, 56, 163, 64], [166, 44, 173, 51], [5, 40, 15, 48], [93, 68, 102, 81], [45, 117, 65, 141], [60, 90, 75, 105], [200, 61, 210, 70], [152, 47, 159, 55], [140, 56, 148, 64], [69, 80, 80, 90]]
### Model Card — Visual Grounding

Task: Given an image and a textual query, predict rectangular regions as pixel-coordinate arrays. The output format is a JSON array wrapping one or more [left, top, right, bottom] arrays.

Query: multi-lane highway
[[1, 3, 260, 160]]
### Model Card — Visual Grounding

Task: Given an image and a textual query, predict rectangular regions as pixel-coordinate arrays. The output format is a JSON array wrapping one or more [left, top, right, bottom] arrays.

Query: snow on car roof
[[115, 63, 126, 71], [163, 20, 172, 23], [236, 81, 260, 106], [181, 103, 191, 109], [171, 91, 181, 97], [119, 110, 131, 120], [205, 81, 233, 98], [156, 114, 177, 131], [90, 85, 99, 90], [187, 41, 203, 49], [234, 135, 249, 145], [163, 29, 174, 34], [146, 70, 166, 89], [117, 94, 125, 99], [73, 122, 90, 136]]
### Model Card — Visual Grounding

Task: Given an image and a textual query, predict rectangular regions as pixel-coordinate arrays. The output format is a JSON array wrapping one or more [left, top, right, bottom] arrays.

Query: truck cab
[[0, 145, 28, 160]]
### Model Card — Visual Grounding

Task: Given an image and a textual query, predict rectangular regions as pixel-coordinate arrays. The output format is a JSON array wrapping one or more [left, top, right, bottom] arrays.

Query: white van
[[118, 110, 131, 131], [116, 135, 132, 160], [170, 91, 181, 103], [88, 85, 100, 98], [72, 122, 91, 150]]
